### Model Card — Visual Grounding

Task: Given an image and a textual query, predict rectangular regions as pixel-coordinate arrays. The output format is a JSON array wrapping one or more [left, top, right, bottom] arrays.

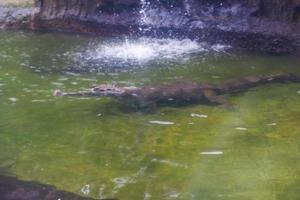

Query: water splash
[[73, 37, 228, 71], [70, 36, 230, 73], [93, 37, 204, 62], [139, 0, 151, 26], [64, 1, 232, 72]]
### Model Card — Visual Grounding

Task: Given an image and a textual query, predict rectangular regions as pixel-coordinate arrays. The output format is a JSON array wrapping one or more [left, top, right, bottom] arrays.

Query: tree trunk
[[39, 0, 98, 18], [39, 0, 140, 19]]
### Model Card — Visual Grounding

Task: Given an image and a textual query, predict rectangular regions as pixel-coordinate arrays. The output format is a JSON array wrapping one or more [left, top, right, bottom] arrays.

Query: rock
[[1, 0, 300, 54], [0, 175, 96, 200], [0, 7, 38, 30]]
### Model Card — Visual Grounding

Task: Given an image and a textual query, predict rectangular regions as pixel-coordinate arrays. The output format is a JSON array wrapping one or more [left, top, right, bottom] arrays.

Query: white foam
[[166, 191, 181, 198], [235, 127, 247, 131], [79, 78, 97, 82], [113, 177, 130, 185], [9, 97, 18, 103], [149, 120, 174, 125], [151, 158, 188, 168], [191, 113, 208, 118], [31, 99, 47, 103], [200, 151, 223, 155], [51, 82, 64, 86], [83, 37, 208, 65], [144, 192, 152, 200], [58, 77, 69, 81], [99, 184, 106, 199], [140, 0, 151, 25], [72, 36, 231, 70], [211, 44, 231, 52], [76, 97, 91, 100], [112, 177, 132, 194]]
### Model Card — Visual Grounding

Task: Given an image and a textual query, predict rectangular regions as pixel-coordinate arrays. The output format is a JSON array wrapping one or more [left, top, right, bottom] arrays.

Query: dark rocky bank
[[1, 0, 300, 53]]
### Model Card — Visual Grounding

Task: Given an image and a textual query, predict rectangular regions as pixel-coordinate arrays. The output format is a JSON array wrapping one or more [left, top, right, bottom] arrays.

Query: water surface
[[0, 31, 300, 200]]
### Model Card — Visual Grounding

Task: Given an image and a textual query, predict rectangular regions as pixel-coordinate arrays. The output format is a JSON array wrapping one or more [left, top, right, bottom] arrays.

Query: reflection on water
[[0, 31, 300, 200]]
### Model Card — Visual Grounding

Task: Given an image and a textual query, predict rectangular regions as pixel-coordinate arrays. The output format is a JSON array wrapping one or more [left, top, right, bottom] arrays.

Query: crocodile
[[54, 74, 300, 110]]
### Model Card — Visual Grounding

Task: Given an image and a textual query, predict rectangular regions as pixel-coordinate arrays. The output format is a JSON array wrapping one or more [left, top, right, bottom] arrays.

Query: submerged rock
[[0, 175, 119, 200], [0, 7, 38, 30], [0, 175, 94, 200]]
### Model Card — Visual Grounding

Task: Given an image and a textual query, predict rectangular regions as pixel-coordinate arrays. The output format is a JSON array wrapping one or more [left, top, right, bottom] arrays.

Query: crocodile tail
[[220, 73, 300, 94], [262, 73, 300, 83]]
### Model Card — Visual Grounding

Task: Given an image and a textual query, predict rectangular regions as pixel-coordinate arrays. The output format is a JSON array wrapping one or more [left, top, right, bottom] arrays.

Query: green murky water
[[0, 31, 300, 200]]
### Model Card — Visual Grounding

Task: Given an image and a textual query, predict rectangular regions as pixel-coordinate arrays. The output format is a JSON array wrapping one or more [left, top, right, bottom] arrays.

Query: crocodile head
[[91, 84, 125, 96]]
